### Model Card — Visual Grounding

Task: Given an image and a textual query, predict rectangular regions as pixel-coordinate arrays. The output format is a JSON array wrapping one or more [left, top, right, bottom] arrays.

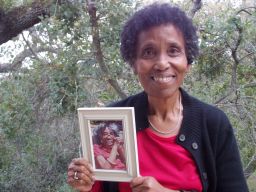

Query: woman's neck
[[148, 91, 181, 121], [147, 91, 183, 137]]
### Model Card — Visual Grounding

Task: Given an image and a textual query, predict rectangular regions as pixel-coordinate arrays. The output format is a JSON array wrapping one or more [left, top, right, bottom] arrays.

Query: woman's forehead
[[103, 127, 113, 132], [137, 24, 185, 48]]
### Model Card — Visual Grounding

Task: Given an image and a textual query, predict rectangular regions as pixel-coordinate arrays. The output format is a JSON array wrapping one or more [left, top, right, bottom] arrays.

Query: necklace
[[148, 95, 182, 135]]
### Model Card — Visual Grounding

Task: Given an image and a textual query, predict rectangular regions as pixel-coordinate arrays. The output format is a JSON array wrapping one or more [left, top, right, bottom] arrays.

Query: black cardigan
[[103, 89, 248, 192]]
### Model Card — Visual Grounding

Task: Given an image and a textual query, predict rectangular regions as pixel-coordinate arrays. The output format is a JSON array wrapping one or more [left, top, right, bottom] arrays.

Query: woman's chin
[[106, 141, 114, 146], [147, 88, 180, 99]]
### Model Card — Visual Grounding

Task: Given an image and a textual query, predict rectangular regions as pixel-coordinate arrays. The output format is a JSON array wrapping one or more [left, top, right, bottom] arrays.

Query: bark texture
[[190, 0, 202, 18], [0, 0, 52, 45], [86, 0, 127, 99]]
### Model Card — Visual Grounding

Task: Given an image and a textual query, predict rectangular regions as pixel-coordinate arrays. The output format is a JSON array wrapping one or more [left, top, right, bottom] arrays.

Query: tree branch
[[230, 20, 243, 90], [0, 0, 54, 45], [0, 46, 58, 73], [86, 0, 127, 99], [239, 51, 256, 63], [244, 82, 256, 88], [189, 0, 202, 18], [236, 6, 256, 15], [21, 32, 50, 65], [214, 89, 234, 105], [244, 152, 256, 179]]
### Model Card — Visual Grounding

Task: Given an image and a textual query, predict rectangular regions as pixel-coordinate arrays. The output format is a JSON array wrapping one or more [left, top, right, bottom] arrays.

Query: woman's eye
[[141, 47, 155, 58], [168, 47, 181, 56]]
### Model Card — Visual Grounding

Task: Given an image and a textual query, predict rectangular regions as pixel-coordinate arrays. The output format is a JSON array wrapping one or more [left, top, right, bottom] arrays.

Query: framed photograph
[[77, 107, 139, 182]]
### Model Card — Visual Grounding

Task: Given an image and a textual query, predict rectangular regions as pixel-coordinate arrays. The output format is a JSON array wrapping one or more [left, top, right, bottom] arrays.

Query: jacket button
[[203, 172, 208, 180], [179, 134, 186, 142], [192, 142, 198, 150]]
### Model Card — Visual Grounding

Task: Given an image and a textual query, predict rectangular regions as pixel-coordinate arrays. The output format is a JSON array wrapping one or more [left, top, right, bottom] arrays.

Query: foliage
[[0, 0, 256, 191], [190, 3, 256, 171], [0, 0, 135, 191], [0, 0, 34, 10]]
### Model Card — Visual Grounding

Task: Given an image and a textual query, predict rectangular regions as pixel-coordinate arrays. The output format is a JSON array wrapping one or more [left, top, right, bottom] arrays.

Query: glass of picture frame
[[77, 107, 139, 182]]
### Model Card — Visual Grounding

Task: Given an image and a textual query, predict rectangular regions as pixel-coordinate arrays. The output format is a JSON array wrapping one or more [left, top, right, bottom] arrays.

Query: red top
[[93, 144, 126, 170], [92, 128, 202, 191]]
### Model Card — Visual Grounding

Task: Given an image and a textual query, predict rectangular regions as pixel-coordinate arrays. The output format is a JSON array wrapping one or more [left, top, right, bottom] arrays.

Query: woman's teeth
[[153, 76, 174, 83]]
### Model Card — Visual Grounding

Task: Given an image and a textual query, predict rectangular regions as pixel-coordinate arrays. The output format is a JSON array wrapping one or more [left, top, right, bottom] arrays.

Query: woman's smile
[[151, 74, 176, 84], [101, 128, 115, 147]]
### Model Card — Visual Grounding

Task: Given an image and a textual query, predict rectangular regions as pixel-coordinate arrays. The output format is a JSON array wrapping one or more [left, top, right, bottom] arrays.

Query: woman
[[93, 122, 125, 170], [67, 3, 248, 192]]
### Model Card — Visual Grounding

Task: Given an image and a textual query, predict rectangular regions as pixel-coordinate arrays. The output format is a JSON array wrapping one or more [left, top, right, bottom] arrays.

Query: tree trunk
[[86, 1, 127, 99], [0, 1, 52, 45], [189, 0, 202, 18]]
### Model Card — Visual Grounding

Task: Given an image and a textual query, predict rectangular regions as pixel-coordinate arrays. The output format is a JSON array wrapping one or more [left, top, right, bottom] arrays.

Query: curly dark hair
[[120, 3, 199, 66], [94, 122, 118, 144]]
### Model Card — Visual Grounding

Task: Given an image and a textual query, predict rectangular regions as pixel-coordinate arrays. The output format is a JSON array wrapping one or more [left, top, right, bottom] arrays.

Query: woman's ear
[[185, 64, 191, 73], [131, 62, 138, 75]]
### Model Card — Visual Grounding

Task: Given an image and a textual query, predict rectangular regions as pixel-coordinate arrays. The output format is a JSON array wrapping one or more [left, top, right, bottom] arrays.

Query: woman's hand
[[130, 176, 179, 192], [115, 136, 125, 163], [115, 136, 124, 146], [67, 158, 95, 192]]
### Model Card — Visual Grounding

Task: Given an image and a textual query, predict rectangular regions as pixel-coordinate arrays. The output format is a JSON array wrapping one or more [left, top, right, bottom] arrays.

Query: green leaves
[[0, 0, 256, 191], [189, 3, 256, 184]]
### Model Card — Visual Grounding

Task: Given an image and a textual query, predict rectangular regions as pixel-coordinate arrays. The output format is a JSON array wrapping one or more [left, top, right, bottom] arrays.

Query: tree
[[190, 0, 256, 180], [0, 0, 135, 191], [0, 0, 52, 45], [0, 0, 255, 191]]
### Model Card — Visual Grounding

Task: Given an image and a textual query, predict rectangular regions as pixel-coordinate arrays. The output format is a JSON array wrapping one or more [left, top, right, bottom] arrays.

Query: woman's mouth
[[106, 139, 114, 145], [151, 75, 176, 83]]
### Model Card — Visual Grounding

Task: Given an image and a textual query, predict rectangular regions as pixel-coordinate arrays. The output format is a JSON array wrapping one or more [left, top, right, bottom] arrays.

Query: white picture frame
[[77, 107, 139, 182]]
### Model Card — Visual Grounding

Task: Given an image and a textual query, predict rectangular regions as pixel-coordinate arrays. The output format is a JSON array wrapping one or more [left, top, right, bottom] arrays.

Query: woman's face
[[100, 127, 115, 147], [133, 24, 190, 99]]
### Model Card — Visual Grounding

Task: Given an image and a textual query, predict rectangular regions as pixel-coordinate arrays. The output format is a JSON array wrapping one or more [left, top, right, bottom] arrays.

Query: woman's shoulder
[[184, 89, 223, 110], [183, 91, 233, 147], [182, 89, 230, 125]]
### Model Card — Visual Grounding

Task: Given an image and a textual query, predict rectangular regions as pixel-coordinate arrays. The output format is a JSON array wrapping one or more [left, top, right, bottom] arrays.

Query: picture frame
[[77, 107, 139, 182]]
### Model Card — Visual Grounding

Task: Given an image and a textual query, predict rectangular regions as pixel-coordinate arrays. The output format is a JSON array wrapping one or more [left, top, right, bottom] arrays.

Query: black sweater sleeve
[[208, 110, 248, 192]]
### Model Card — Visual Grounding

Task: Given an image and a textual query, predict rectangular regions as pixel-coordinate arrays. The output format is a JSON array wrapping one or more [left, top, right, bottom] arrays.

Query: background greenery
[[0, 0, 255, 191]]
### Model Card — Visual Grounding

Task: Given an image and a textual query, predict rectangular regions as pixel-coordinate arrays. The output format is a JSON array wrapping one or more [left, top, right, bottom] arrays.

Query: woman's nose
[[106, 133, 112, 137], [154, 54, 170, 71]]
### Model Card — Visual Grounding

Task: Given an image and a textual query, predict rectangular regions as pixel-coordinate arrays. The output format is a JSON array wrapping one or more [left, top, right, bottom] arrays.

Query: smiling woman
[[134, 24, 190, 101], [67, 2, 249, 192], [133, 24, 190, 136], [93, 122, 126, 170]]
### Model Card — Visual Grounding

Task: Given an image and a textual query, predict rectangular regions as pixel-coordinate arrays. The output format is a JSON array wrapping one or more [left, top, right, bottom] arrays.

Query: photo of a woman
[[91, 121, 126, 170]]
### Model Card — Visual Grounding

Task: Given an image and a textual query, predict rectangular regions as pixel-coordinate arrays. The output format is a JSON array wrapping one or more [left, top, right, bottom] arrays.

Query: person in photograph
[[67, 2, 248, 192], [93, 122, 126, 170]]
